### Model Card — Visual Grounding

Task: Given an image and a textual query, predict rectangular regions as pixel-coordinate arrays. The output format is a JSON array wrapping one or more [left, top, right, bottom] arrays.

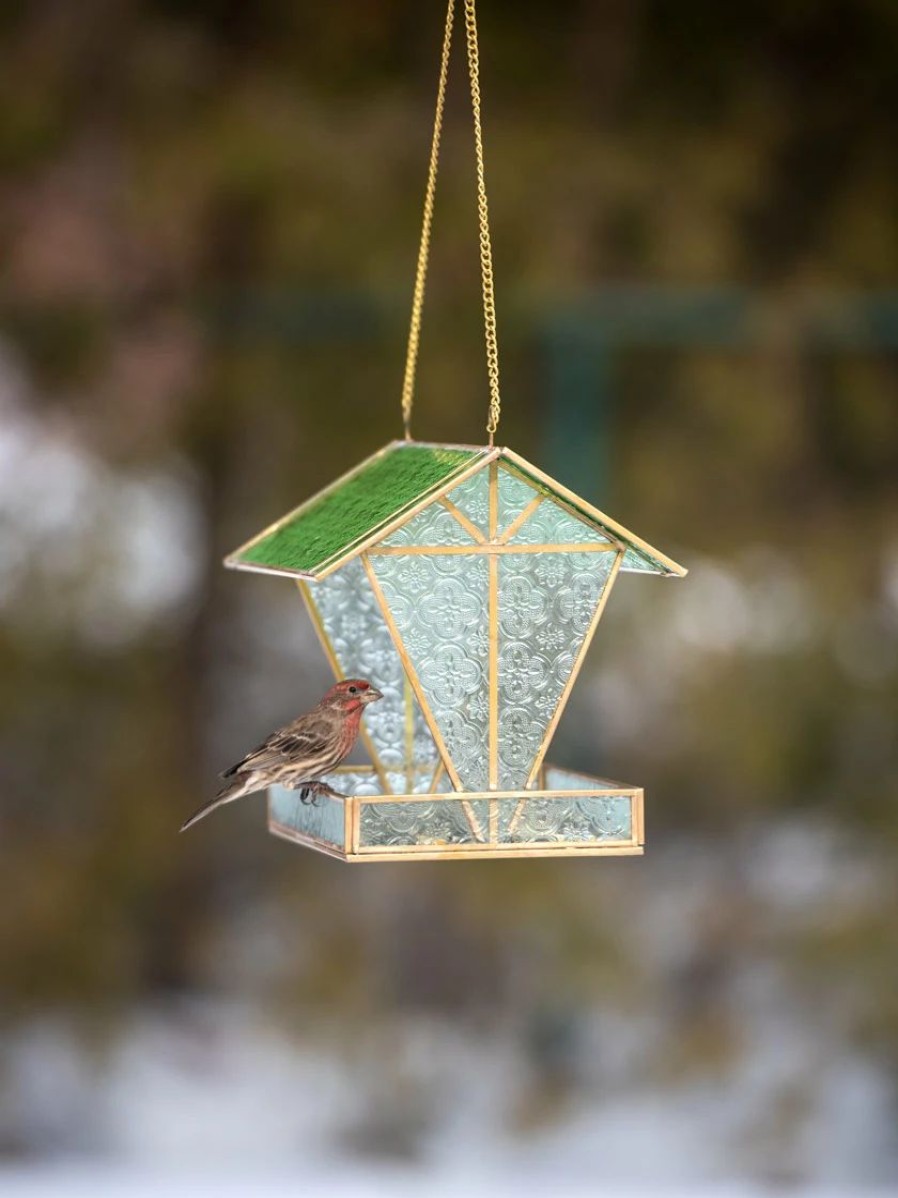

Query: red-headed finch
[[180, 679, 382, 831]]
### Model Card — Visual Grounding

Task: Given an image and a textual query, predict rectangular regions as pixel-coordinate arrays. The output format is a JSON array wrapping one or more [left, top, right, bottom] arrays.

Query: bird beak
[[363, 687, 383, 705]]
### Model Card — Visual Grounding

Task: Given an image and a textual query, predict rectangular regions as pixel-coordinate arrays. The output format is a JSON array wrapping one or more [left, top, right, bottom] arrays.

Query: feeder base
[[268, 764, 644, 862]]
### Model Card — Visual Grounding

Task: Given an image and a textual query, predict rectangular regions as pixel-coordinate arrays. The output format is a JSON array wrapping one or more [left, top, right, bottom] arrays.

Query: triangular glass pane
[[383, 500, 479, 548], [444, 468, 491, 536], [509, 496, 612, 546], [497, 551, 615, 789], [620, 545, 667, 572], [370, 553, 490, 791], [306, 559, 438, 776], [497, 465, 543, 534]]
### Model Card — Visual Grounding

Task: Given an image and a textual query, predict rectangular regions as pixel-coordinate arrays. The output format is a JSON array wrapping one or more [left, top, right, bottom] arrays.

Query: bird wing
[[223, 714, 338, 778]]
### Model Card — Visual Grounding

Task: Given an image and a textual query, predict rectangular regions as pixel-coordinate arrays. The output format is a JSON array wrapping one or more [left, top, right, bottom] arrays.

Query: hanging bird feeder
[[225, 0, 686, 862]]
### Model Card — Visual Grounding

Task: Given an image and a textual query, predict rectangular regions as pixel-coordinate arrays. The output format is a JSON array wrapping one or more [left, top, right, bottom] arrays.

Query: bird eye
[[348, 685, 358, 694]]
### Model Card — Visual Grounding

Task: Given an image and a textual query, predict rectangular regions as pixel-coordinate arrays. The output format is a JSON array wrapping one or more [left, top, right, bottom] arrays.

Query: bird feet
[[294, 781, 345, 806]]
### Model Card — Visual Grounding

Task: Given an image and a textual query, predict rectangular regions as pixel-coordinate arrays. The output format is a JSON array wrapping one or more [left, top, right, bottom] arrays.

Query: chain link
[[400, 0, 502, 445], [400, 0, 454, 440], [463, 0, 501, 443]]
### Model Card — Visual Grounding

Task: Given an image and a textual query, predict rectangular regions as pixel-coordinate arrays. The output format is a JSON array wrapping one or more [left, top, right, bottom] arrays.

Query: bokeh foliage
[[1, 0, 897, 1136]]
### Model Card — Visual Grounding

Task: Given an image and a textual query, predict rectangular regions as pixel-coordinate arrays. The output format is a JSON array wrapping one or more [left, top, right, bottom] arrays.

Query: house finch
[[180, 678, 382, 832]]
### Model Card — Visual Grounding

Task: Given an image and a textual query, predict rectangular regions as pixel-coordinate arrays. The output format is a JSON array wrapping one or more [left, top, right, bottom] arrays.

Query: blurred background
[[2, 0, 898, 1194]]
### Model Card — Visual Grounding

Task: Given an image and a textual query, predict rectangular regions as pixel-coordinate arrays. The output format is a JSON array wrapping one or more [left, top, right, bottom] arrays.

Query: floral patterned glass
[[510, 497, 613, 546], [496, 465, 542, 533], [384, 769, 450, 795], [383, 501, 479, 548], [319, 769, 383, 797], [497, 549, 615, 788], [270, 786, 345, 846], [498, 794, 632, 844], [359, 799, 490, 847], [306, 559, 438, 783], [444, 469, 491, 536], [369, 553, 491, 791]]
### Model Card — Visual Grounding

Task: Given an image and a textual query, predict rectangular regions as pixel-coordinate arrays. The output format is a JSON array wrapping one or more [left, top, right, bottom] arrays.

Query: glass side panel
[[543, 766, 630, 792], [620, 545, 668, 573], [445, 468, 491, 536], [269, 786, 345, 846], [319, 769, 383, 797], [307, 559, 438, 780], [498, 795, 632, 844], [386, 770, 442, 796], [497, 465, 543, 533], [510, 496, 613, 546], [318, 767, 444, 797], [370, 554, 490, 791], [499, 456, 676, 575], [383, 502, 479, 548], [498, 552, 614, 789], [359, 799, 489, 847]]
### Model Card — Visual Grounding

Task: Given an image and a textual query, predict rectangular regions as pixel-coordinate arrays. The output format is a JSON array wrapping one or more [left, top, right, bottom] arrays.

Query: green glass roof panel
[[232, 444, 481, 576]]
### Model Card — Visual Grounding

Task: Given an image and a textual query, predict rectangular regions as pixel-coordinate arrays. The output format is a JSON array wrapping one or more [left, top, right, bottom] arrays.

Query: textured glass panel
[[359, 799, 489, 847], [370, 554, 490, 791], [386, 769, 443, 795], [317, 767, 445, 797], [307, 560, 438, 778], [620, 545, 668, 573], [497, 465, 542, 533], [383, 502, 479, 548], [498, 795, 632, 843], [270, 786, 345, 846], [511, 497, 612, 546], [319, 769, 383, 797], [445, 469, 490, 535], [543, 766, 629, 792], [500, 456, 676, 575], [498, 552, 614, 789]]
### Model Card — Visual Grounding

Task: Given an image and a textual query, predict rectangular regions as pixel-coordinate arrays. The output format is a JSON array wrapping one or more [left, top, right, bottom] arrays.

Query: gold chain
[[400, 0, 502, 445], [463, 0, 501, 443], [400, 0, 454, 440]]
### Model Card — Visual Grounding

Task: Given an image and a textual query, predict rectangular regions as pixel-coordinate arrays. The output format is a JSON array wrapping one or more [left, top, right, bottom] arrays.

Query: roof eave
[[499, 447, 688, 578], [224, 443, 498, 581]]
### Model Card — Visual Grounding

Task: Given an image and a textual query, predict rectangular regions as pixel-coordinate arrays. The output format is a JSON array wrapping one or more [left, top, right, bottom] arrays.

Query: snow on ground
[[0, 1165, 893, 1198], [2, 1000, 895, 1194]]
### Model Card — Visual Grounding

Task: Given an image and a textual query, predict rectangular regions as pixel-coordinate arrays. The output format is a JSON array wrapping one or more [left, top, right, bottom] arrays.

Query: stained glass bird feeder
[[226, 442, 685, 861], [225, 0, 686, 860]]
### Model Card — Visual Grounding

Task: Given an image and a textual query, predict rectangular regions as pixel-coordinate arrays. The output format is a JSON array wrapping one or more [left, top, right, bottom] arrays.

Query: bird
[[180, 678, 383, 832]]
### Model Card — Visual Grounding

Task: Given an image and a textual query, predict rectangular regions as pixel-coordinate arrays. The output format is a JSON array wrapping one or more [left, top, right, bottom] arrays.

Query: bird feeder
[[226, 442, 685, 861], [224, 0, 686, 860]]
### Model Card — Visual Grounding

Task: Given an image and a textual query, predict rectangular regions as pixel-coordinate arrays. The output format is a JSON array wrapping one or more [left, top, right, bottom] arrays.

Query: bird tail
[[180, 774, 258, 832]]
